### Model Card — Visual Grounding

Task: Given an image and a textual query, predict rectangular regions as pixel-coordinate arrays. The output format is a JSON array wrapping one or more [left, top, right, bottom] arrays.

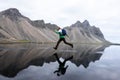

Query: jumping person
[[53, 27, 73, 50], [53, 53, 73, 76]]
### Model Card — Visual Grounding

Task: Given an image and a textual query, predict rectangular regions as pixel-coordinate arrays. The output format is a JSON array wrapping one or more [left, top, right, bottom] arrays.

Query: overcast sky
[[0, 0, 120, 43]]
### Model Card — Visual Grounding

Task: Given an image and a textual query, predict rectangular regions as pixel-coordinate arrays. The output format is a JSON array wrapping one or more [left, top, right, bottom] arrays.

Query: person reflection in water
[[53, 53, 73, 76]]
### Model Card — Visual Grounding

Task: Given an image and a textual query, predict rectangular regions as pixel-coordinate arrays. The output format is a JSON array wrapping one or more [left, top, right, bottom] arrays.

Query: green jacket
[[55, 30, 65, 38]]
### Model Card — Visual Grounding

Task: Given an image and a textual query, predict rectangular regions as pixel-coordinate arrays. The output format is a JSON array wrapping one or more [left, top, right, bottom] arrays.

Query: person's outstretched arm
[[55, 27, 61, 34], [55, 30, 59, 34], [65, 65, 69, 69]]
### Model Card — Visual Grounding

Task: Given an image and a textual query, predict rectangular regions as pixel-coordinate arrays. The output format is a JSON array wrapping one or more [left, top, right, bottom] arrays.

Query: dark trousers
[[53, 53, 73, 75], [54, 53, 73, 65], [54, 38, 73, 49]]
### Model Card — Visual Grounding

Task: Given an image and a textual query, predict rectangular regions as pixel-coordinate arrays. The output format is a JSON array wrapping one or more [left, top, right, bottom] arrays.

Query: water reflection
[[0, 43, 107, 77], [53, 53, 73, 76]]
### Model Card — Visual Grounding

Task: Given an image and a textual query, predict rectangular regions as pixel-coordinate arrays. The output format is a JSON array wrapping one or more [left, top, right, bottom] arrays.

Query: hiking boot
[[70, 56, 73, 59], [53, 47, 57, 50], [53, 53, 57, 56]]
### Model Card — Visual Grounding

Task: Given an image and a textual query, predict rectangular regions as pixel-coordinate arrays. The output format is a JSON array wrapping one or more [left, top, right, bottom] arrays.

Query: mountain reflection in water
[[0, 43, 107, 77]]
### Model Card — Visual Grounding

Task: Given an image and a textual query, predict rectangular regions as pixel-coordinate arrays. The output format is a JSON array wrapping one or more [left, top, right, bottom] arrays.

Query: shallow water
[[0, 43, 120, 80]]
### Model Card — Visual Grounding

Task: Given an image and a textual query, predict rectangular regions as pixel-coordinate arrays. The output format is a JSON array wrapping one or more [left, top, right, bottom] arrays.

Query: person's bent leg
[[54, 53, 62, 64], [63, 38, 73, 48], [54, 38, 62, 49], [63, 56, 73, 65]]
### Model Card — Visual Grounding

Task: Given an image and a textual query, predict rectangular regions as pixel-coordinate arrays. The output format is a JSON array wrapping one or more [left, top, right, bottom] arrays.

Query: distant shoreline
[[0, 40, 119, 46], [0, 41, 111, 45], [110, 43, 120, 46]]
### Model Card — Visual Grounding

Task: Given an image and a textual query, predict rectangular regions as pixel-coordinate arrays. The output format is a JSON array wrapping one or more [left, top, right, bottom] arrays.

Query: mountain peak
[[1, 8, 22, 16], [76, 21, 81, 24], [82, 20, 90, 27], [0, 8, 23, 20], [70, 21, 82, 27]]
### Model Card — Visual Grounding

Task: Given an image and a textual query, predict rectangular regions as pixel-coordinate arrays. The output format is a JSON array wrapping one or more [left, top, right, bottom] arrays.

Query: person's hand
[[57, 27, 61, 30]]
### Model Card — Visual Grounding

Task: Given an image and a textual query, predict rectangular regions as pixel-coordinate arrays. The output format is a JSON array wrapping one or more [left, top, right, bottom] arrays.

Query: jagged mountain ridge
[[0, 8, 59, 42], [0, 8, 106, 43], [66, 20, 105, 43]]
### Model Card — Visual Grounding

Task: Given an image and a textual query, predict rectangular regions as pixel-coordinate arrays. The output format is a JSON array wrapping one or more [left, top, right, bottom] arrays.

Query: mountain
[[64, 20, 106, 43], [0, 8, 107, 43]]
